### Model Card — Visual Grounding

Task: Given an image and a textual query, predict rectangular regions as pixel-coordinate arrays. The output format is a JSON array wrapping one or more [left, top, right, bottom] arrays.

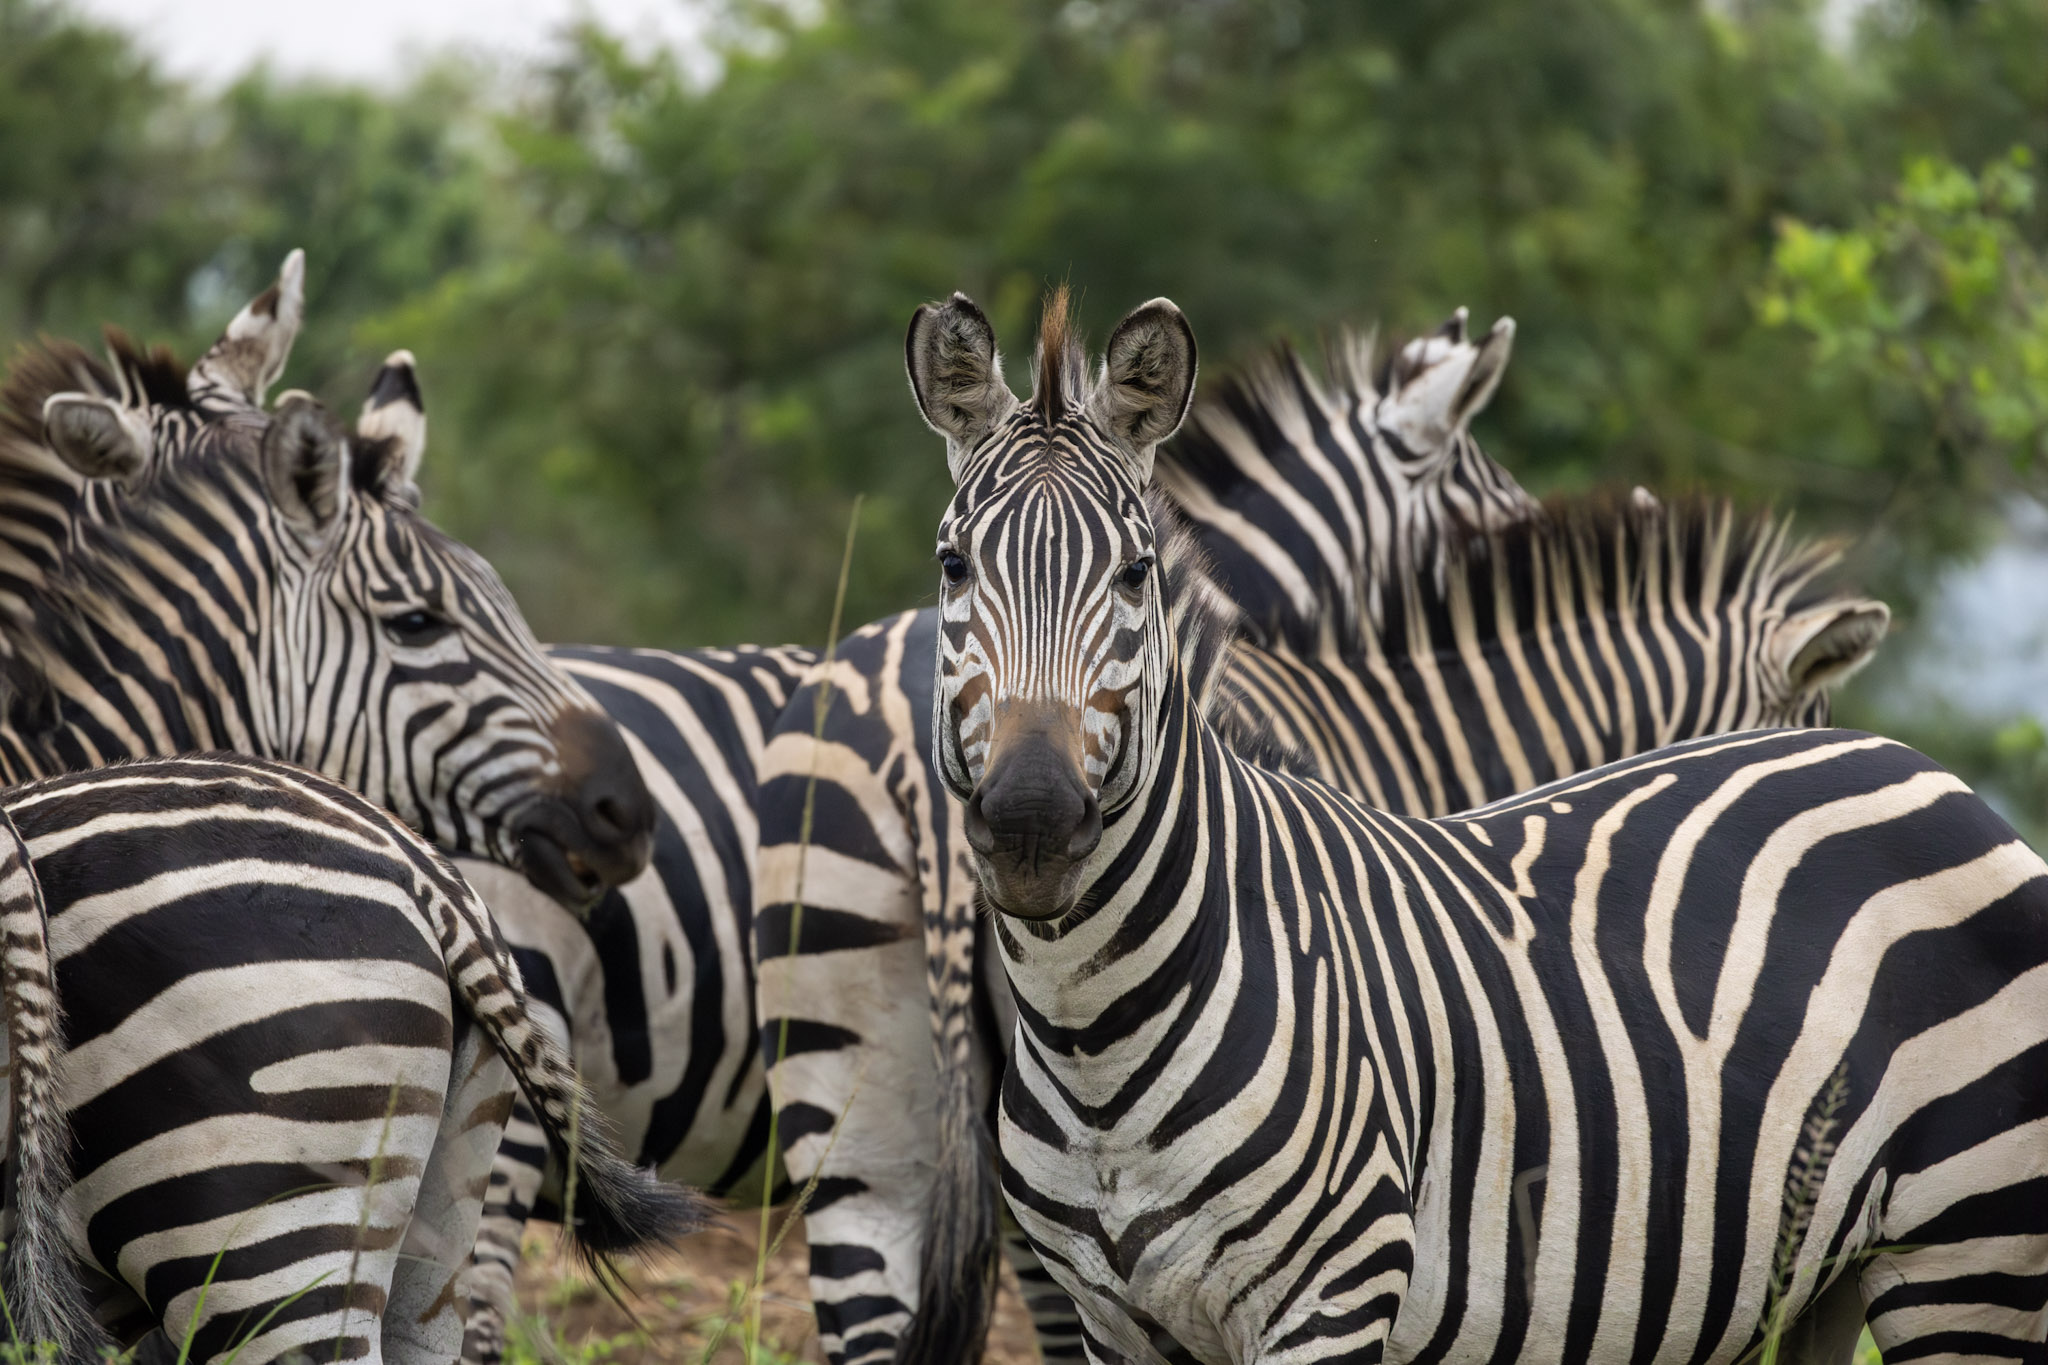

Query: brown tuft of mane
[[1031, 284, 1086, 423]]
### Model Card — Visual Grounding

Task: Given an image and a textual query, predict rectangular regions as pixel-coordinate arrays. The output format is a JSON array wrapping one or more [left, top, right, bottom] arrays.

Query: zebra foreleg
[[999, 1221, 1201, 1365]]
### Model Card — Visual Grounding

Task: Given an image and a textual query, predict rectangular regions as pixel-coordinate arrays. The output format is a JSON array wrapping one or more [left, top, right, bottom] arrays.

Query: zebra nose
[[965, 743, 1100, 873], [553, 708, 656, 881]]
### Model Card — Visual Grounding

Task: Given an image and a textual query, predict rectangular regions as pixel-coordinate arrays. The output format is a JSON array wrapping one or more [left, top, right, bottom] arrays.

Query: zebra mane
[[1155, 323, 1531, 656], [0, 332, 191, 511], [1031, 285, 1089, 424], [1149, 490, 1300, 769], [1371, 491, 1854, 670]]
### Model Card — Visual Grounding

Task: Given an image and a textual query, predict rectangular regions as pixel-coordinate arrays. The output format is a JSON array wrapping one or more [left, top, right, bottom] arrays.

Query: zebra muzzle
[[510, 708, 657, 909], [964, 729, 1102, 921]]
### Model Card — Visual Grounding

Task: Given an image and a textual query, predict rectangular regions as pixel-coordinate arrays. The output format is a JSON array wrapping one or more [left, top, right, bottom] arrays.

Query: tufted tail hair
[[421, 847, 711, 1264], [0, 807, 107, 1363]]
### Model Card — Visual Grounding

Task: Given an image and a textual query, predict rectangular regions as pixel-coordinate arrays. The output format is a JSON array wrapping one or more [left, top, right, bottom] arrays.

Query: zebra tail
[[897, 878, 999, 1365], [0, 810, 106, 1363], [447, 903, 711, 1259]]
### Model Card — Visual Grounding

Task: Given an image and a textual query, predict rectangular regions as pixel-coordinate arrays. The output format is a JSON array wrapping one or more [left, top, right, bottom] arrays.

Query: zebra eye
[[939, 550, 970, 586], [1120, 558, 1152, 591], [384, 608, 451, 645]]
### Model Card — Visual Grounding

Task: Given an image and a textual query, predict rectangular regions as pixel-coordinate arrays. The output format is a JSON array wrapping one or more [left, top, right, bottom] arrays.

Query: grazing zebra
[[0, 754, 701, 1365], [912, 288, 2048, 1364], [751, 315, 1888, 1362], [0, 249, 655, 905]]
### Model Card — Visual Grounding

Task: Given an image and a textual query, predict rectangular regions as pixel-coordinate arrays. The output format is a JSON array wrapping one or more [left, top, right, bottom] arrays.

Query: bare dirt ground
[[512, 1211, 1041, 1365]]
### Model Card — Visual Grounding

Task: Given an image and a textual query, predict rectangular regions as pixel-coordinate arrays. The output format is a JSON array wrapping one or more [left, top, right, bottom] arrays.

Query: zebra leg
[[753, 833, 938, 1365], [1002, 1215, 1087, 1361], [386, 1014, 517, 1365], [458, 1096, 550, 1365], [146, 1087, 453, 1364]]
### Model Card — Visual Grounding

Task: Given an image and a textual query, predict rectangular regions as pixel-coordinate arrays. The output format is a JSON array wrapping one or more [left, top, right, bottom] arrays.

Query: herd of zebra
[[0, 247, 2040, 1365]]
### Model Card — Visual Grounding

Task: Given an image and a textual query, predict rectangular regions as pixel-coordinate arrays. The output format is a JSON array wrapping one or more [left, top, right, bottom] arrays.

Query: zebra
[[1217, 494, 1892, 814], [911, 287, 2048, 1364], [750, 313, 1890, 1362], [447, 309, 1549, 1365], [1155, 306, 1532, 649], [448, 642, 815, 1365], [0, 248, 656, 907], [0, 753, 702, 1364]]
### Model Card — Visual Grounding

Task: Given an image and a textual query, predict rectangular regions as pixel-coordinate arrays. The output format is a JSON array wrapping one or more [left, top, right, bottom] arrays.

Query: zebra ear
[[907, 292, 1017, 479], [1381, 310, 1515, 456], [40, 393, 153, 489], [262, 393, 351, 541], [356, 350, 427, 501], [1775, 598, 1890, 694], [1090, 298, 1197, 478], [189, 248, 306, 409]]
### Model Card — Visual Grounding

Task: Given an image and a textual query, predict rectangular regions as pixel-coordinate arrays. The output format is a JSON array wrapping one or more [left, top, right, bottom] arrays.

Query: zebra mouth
[[974, 864, 1085, 922], [518, 828, 607, 910]]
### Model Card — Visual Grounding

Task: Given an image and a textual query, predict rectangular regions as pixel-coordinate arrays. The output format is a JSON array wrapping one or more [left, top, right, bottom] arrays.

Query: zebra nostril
[[1068, 794, 1102, 861], [963, 789, 996, 856], [589, 794, 629, 840]]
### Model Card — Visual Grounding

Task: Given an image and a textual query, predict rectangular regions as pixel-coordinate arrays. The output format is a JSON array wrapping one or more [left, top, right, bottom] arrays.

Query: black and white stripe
[[920, 290, 2048, 1364], [752, 306, 1885, 1362], [1220, 496, 1889, 814], [0, 754, 700, 1364], [0, 250, 655, 908], [449, 643, 814, 1364], [1156, 307, 1531, 651]]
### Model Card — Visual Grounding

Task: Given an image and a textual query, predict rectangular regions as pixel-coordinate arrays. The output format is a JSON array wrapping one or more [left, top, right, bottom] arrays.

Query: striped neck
[[0, 481, 293, 783], [992, 676, 1227, 1045]]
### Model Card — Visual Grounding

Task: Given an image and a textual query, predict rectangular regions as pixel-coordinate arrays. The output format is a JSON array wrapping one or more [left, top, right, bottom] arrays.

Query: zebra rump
[[0, 755, 704, 1362]]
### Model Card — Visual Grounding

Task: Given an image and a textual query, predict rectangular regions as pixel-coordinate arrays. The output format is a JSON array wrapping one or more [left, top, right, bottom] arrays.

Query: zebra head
[[912, 289, 1200, 921], [1156, 306, 1533, 651], [4, 251, 655, 908]]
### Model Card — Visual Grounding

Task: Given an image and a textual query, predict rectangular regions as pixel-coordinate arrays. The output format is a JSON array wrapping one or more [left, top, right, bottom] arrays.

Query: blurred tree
[[1762, 149, 2048, 517], [0, 0, 212, 340], [373, 0, 2043, 648], [4, 0, 2045, 668]]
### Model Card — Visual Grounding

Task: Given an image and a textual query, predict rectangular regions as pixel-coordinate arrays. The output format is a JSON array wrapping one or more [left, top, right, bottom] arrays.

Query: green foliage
[[1762, 149, 2048, 555], [3, 0, 2047, 803], [504, 1315, 644, 1365], [356, 0, 2048, 644]]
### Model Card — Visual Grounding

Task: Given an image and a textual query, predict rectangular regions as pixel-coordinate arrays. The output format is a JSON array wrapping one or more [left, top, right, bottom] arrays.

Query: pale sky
[[70, 0, 713, 85]]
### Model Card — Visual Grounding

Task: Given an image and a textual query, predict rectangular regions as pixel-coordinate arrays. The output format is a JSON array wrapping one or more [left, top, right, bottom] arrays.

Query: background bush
[[5, 0, 2044, 824]]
